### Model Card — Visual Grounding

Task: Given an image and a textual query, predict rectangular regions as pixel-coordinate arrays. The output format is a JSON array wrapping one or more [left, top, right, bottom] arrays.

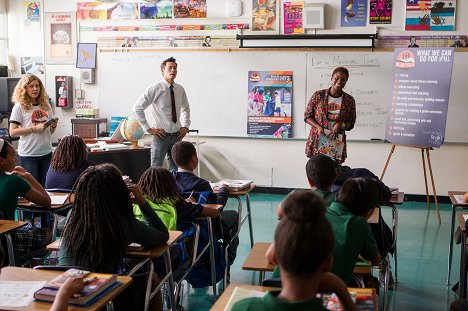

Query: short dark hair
[[332, 67, 349, 80], [161, 57, 177, 70], [305, 154, 337, 189], [275, 191, 334, 277], [171, 141, 197, 167], [337, 177, 381, 216]]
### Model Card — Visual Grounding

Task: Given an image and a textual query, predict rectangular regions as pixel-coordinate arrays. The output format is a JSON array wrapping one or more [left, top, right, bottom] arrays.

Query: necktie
[[170, 85, 177, 123]]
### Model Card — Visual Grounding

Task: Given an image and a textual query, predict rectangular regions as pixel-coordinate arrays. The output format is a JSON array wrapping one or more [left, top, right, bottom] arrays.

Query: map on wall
[[405, 0, 456, 31]]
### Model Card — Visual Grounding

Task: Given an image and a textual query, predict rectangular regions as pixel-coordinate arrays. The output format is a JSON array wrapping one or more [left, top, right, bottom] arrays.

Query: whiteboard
[[98, 50, 468, 142], [98, 51, 308, 138]]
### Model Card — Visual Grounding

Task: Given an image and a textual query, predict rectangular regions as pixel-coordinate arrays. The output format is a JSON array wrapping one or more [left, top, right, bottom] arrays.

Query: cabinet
[[71, 118, 107, 138]]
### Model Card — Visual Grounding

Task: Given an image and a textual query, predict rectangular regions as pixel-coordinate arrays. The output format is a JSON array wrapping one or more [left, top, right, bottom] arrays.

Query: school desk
[[0, 266, 132, 311], [210, 284, 378, 311], [47, 231, 182, 311], [447, 191, 468, 285], [379, 191, 403, 283], [457, 212, 468, 298], [218, 184, 256, 249], [210, 284, 280, 311], [0, 219, 28, 235], [242, 242, 372, 286]]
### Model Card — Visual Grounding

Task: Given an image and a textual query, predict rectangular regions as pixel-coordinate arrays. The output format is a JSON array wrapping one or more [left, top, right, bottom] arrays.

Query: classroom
[[0, 0, 468, 310]]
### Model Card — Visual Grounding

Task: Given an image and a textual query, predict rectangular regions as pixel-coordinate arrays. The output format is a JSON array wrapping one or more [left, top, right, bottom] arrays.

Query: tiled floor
[[179, 193, 461, 311]]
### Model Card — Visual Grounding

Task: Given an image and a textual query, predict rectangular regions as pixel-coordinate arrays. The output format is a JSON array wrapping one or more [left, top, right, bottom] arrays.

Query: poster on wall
[[341, 0, 367, 27], [405, 0, 456, 31], [379, 35, 468, 48], [283, 2, 304, 34], [247, 71, 293, 138], [252, 0, 278, 33], [107, 3, 139, 20], [173, 0, 207, 18], [45, 13, 77, 65], [369, 0, 392, 24], [385, 48, 454, 148], [77, 2, 107, 20], [23, 2, 40, 31], [140, 1, 173, 19]]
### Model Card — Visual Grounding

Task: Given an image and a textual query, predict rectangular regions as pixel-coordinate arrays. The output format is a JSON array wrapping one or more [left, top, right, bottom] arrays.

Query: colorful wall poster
[[23, 2, 40, 31], [252, 0, 278, 32], [173, 0, 207, 18], [77, 2, 107, 20], [45, 13, 77, 65], [379, 35, 468, 48], [140, 1, 173, 19], [247, 71, 293, 138], [283, 2, 304, 34], [385, 48, 454, 148], [98, 35, 239, 48], [405, 0, 456, 31], [369, 0, 392, 24], [341, 0, 367, 27], [107, 3, 139, 20]]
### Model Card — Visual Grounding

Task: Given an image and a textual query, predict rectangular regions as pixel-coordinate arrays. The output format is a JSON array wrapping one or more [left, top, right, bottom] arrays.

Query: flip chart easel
[[380, 144, 441, 224]]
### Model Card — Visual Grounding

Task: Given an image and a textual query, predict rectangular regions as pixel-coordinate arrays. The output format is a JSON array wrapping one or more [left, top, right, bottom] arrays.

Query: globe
[[120, 117, 144, 148]]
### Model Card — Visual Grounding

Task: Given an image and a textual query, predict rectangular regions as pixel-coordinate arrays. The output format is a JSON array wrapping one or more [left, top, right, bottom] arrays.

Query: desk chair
[[0, 120, 19, 143]]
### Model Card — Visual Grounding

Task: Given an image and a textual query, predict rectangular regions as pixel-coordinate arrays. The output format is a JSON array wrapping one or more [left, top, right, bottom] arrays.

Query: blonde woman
[[9, 74, 58, 185]]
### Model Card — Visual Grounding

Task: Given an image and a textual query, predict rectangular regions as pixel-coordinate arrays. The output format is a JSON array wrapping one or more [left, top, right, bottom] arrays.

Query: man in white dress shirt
[[132, 57, 190, 170]]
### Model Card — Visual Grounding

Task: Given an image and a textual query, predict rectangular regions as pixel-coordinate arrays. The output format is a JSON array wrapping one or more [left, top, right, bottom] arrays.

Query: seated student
[[0, 138, 52, 256], [59, 163, 169, 310], [171, 141, 229, 205], [134, 166, 224, 289], [45, 135, 93, 190], [332, 165, 392, 201], [171, 141, 239, 265], [233, 191, 357, 311], [133, 167, 219, 225], [327, 177, 381, 284], [306, 154, 338, 206]]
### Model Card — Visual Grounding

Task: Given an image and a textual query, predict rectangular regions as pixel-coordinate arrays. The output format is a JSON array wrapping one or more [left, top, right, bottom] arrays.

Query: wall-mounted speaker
[[80, 68, 95, 84], [226, 0, 242, 17], [304, 4, 325, 29]]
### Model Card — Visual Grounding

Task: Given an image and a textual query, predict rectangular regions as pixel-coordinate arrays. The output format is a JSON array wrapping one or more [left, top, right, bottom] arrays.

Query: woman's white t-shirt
[[10, 103, 53, 157]]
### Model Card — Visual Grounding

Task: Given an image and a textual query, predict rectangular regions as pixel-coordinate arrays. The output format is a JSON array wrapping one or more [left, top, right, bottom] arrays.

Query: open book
[[317, 128, 344, 161], [211, 179, 253, 192]]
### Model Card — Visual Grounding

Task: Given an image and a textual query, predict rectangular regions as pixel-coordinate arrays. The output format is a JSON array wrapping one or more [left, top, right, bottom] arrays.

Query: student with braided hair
[[233, 191, 356, 311], [59, 163, 169, 310], [45, 135, 93, 189], [133, 166, 219, 225]]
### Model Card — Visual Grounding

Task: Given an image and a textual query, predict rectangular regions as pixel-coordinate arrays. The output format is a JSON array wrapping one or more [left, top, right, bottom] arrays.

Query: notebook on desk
[[211, 179, 253, 192], [95, 119, 124, 143]]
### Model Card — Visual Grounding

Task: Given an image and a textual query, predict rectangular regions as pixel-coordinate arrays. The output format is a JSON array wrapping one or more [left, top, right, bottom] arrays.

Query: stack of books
[[34, 268, 119, 307], [75, 108, 100, 118]]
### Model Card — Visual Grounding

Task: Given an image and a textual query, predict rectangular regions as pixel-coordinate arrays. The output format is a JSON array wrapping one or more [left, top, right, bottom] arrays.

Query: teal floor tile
[[179, 194, 462, 311]]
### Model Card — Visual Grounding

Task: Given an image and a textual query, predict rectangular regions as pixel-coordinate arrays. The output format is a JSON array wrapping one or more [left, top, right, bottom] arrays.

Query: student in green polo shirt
[[232, 191, 357, 311], [326, 177, 381, 284]]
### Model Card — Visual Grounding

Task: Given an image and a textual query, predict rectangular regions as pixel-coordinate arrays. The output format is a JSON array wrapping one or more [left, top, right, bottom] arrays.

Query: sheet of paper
[[0, 281, 47, 308], [455, 195, 466, 205], [50, 195, 68, 205]]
